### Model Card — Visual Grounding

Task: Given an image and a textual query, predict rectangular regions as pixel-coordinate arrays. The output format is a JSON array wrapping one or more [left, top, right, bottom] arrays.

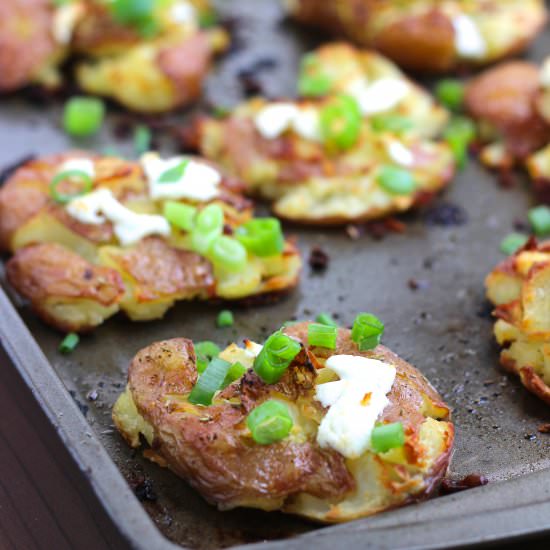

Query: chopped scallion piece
[[159, 160, 189, 183], [320, 94, 362, 151], [307, 323, 337, 349], [208, 236, 248, 273], [370, 114, 413, 134], [351, 313, 384, 351], [217, 309, 234, 328], [435, 79, 465, 111], [222, 361, 247, 388], [500, 232, 529, 255], [191, 204, 224, 255], [377, 165, 416, 195], [315, 313, 338, 327], [298, 53, 332, 98], [254, 330, 301, 384], [246, 400, 293, 444], [133, 124, 152, 156], [63, 96, 105, 137], [235, 218, 284, 257], [109, 0, 158, 37], [188, 357, 231, 405], [528, 205, 550, 236], [371, 422, 405, 453], [198, 10, 218, 28], [444, 116, 476, 170], [59, 332, 79, 354], [163, 201, 196, 232], [49, 170, 93, 204], [194, 341, 220, 374]]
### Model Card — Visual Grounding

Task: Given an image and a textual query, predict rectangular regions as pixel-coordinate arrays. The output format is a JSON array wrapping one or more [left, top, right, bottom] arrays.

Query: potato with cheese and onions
[[0, 152, 301, 332], [190, 43, 455, 225], [0, 0, 228, 113], [113, 318, 454, 522], [486, 239, 550, 405], [285, 0, 547, 73]]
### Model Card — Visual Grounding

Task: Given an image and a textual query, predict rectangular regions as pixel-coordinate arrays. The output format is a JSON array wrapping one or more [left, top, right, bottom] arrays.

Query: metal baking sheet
[[1, 1, 550, 548]]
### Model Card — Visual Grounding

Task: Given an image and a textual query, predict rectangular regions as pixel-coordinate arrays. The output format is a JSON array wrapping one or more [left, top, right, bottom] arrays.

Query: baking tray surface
[[1, 1, 550, 548]]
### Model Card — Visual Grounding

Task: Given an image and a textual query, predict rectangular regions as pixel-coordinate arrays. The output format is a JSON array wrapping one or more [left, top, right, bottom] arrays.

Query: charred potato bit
[[285, 0, 547, 73], [0, 152, 301, 332], [192, 43, 454, 225], [486, 240, 550, 404], [113, 322, 454, 522]]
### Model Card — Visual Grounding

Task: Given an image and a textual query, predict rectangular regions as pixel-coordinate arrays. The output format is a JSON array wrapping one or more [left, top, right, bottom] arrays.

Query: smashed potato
[[191, 43, 454, 225], [113, 322, 454, 521], [0, 152, 301, 332], [486, 240, 550, 404], [285, 0, 547, 73]]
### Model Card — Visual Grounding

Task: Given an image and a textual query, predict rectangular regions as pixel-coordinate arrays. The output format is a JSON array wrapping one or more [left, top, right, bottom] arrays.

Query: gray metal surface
[[1, 0, 550, 548]]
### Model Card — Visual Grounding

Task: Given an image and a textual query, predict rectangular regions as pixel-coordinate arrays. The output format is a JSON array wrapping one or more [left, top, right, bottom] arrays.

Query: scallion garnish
[[298, 54, 332, 98], [63, 96, 105, 137], [208, 236, 248, 273], [435, 79, 465, 111], [377, 165, 416, 196], [443, 116, 476, 170], [188, 357, 232, 405], [49, 170, 93, 204], [500, 232, 529, 255], [351, 313, 384, 351], [246, 400, 293, 444], [109, 0, 158, 37], [315, 313, 338, 327], [307, 323, 337, 349], [163, 201, 196, 232], [190, 204, 224, 255], [59, 332, 79, 354], [253, 330, 301, 384], [528, 205, 550, 236], [133, 124, 152, 156], [159, 160, 189, 183], [217, 309, 234, 328], [222, 361, 247, 387], [194, 341, 220, 374], [320, 94, 362, 151], [371, 422, 405, 453], [370, 114, 413, 134], [235, 218, 284, 257]]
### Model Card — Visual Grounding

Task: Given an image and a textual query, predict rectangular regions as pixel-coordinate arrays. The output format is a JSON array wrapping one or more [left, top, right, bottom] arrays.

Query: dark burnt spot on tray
[[237, 57, 278, 97], [132, 476, 158, 502], [69, 390, 89, 417], [424, 202, 468, 227], [476, 301, 494, 320], [0, 154, 36, 185], [308, 246, 329, 272], [524, 433, 537, 441], [408, 278, 430, 291], [440, 474, 488, 495], [86, 390, 99, 402]]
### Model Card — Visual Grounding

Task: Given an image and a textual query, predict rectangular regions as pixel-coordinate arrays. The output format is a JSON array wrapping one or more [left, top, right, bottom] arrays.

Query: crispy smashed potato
[[1, 0, 228, 112], [113, 322, 454, 521], [192, 43, 454, 225], [486, 240, 550, 404], [285, 0, 547, 73], [0, 152, 301, 332]]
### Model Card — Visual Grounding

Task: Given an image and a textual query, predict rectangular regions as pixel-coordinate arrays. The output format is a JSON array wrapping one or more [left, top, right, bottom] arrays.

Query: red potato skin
[[123, 323, 452, 513]]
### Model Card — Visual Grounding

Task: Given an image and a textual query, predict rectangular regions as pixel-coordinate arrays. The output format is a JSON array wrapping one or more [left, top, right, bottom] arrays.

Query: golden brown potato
[[486, 240, 550, 405], [1, 152, 301, 332], [113, 322, 454, 521], [286, 0, 547, 73], [191, 43, 454, 225], [6, 242, 124, 332]]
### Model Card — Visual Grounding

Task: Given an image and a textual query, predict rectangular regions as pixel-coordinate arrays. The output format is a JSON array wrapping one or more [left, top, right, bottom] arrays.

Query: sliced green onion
[[159, 160, 189, 183], [528, 205, 550, 236], [315, 313, 338, 327], [308, 323, 337, 349], [435, 79, 465, 111], [247, 400, 293, 444], [59, 332, 79, 354], [198, 10, 218, 28], [377, 165, 416, 196], [133, 124, 151, 156], [63, 96, 105, 137], [444, 116, 476, 170], [222, 361, 247, 388], [370, 114, 414, 134], [188, 357, 231, 405], [351, 313, 384, 351], [298, 54, 331, 98], [163, 201, 196, 232], [235, 218, 284, 257], [194, 340, 221, 374], [371, 422, 405, 453], [109, 0, 158, 37], [208, 236, 248, 273], [500, 232, 529, 255], [320, 94, 362, 151], [254, 330, 301, 384], [217, 309, 234, 328], [49, 170, 93, 204], [191, 204, 224, 255]]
